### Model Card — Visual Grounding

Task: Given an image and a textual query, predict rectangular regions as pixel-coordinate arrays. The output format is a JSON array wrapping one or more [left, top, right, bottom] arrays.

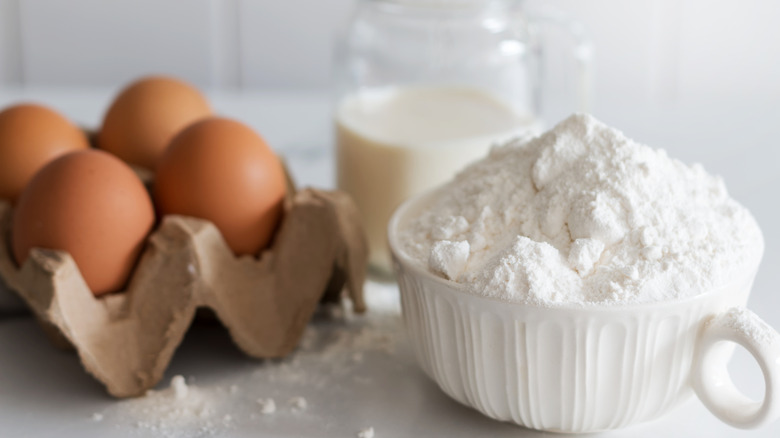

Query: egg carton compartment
[[0, 188, 367, 398]]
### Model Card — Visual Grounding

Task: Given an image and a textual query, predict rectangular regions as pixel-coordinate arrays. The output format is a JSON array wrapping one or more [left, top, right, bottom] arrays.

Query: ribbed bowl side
[[397, 263, 751, 433]]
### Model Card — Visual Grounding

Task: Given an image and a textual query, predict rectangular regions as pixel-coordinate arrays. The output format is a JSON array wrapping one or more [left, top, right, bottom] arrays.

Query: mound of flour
[[401, 114, 764, 305]]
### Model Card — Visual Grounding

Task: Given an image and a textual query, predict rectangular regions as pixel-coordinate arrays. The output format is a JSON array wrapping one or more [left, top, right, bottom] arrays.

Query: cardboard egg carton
[[0, 188, 367, 398]]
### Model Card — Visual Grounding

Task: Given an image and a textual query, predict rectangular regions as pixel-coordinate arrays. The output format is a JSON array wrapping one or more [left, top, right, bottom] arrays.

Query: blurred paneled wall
[[0, 0, 778, 103]]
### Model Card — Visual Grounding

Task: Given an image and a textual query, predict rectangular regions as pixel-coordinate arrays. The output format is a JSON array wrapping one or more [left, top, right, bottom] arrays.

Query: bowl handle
[[691, 307, 780, 428]]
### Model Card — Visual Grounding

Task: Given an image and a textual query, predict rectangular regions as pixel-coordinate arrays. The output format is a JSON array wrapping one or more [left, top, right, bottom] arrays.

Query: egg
[[154, 117, 286, 256], [12, 150, 155, 296], [0, 103, 89, 203], [97, 76, 211, 170]]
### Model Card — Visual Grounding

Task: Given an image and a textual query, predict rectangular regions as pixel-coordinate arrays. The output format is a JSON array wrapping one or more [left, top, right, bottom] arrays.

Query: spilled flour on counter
[[358, 426, 376, 438], [256, 398, 276, 415], [122, 375, 225, 437], [401, 114, 764, 305], [93, 290, 403, 437]]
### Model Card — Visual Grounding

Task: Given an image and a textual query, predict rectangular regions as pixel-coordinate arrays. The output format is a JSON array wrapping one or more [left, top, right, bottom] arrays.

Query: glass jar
[[334, 0, 591, 272]]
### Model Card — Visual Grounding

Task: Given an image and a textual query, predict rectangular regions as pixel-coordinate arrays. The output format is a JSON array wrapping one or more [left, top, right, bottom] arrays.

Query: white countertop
[[0, 88, 778, 437]]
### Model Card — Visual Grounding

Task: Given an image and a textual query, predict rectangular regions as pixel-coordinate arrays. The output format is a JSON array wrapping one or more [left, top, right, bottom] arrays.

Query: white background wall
[[0, 0, 778, 104], [525, 0, 780, 104]]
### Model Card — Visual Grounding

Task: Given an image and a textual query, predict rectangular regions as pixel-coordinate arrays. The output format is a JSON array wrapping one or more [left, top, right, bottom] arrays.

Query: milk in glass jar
[[334, 0, 590, 271]]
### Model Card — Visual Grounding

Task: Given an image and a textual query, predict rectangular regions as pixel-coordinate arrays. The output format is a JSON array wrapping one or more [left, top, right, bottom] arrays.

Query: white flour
[[256, 398, 277, 415], [91, 289, 403, 437], [401, 114, 764, 305], [720, 308, 774, 345], [358, 426, 376, 438], [123, 375, 224, 437], [288, 396, 308, 411]]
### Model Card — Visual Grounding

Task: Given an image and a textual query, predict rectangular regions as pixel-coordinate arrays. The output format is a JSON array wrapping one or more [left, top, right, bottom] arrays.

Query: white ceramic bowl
[[389, 189, 780, 433]]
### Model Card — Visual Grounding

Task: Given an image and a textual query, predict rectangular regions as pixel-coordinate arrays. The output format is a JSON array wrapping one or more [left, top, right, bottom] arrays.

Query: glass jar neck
[[365, 0, 514, 17]]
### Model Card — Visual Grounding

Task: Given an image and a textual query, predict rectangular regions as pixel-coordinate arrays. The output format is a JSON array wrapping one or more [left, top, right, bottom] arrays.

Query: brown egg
[[0, 103, 89, 203], [12, 150, 155, 296], [154, 117, 286, 256], [97, 76, 211, 170]]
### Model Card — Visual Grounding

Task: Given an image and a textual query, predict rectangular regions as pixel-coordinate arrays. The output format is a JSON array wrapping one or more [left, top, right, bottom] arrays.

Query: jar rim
[[364, 0, 511, 12]]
